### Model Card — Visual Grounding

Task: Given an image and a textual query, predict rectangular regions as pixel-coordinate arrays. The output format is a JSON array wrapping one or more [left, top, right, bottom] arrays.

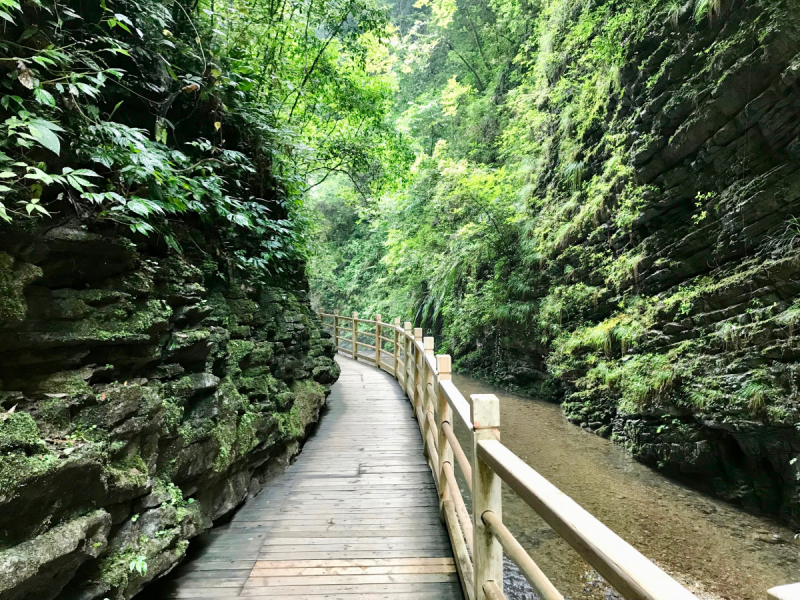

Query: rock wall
[[0, 221, 339, 600], [561, 0, 800, 525], [463, 0, 800, 526]]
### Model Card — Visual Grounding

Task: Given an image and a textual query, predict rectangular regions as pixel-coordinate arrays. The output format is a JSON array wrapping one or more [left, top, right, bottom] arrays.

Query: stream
[[449, 373, 799, 600]]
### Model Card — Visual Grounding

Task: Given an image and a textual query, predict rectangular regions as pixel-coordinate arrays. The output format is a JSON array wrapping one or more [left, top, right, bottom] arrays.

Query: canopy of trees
[[0, 0, 398, 281]]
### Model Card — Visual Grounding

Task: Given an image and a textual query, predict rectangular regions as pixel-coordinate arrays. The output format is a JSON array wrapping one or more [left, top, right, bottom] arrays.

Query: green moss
[[38, 370, 94, 398], [34, 298, 172, 347], [38, 398, 71, 431], [276, 380, 326, 439], [0, 412, 43, 452], [735, 373, 779, 414], [235, 411, 262, 456], [0, 451, 60, 494], [0, 253, 42, 326], [162, 398, 183, 434], [178, 417, 213, 446], [106, 451, 149, 489], [211, 415, 238, 472], [225, 339, 255, 377], [99, 547, 139, 589], [613, 353, 679, 414], [249, 342, 274, 366], [167, 328, 211, 352], [50, 298, 90, 320]]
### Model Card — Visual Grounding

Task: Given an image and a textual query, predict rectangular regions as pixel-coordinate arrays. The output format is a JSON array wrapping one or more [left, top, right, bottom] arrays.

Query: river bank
[[451, 373, 799, 600]]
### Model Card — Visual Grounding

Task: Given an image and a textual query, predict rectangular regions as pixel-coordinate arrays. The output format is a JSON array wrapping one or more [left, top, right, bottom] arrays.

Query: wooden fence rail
[[317, 311, 793, 600]]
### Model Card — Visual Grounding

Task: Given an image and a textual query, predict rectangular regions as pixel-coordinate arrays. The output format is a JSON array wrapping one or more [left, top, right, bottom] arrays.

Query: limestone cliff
[[459, 0, 800, 526], [0, 221, 339, 600]]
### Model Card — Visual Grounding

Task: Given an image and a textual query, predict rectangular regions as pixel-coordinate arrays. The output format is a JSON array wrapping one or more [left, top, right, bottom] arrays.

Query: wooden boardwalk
[[151, 355, 462, 599]]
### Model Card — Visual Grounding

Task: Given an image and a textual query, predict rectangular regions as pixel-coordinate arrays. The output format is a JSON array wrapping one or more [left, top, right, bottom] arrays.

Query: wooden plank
[[239, 582, 464, 596], [256, 550, 453, 560], [249, 565, 456, 576], [261, 537, 451, 547], [235, 517, 442, 526], [254, 558, 454, 568], [257, 542, 453, 552], [266, 530, 450, 539], [159, 589, 462, 599], [244, 574, 459, 586]]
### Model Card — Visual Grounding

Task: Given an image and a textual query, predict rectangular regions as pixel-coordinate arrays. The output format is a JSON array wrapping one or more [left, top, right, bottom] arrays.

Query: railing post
[[422, 336, 435, 454], [413, 328, 423, 428], [471, 393, 502, 600], [404, 322, 413, 401], [375, 314, 382, 368], [333, 309, 339, 352], [437, 354, 453, 515], [352, 311, 358, 360], [393, 317, 401, 379]]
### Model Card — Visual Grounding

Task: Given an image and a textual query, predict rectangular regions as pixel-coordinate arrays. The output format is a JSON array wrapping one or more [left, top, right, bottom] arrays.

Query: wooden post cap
[[770, 583, 800, 600], [375, 314, 382, 321], [470, 394, 500, 430], [414, 327, 423, 341], [394, 317, 401, 326], [404, 321, 413, 332], [334, 309, 339, 315], [437, 355, 451, 379], [352, 311, 359, 318], [424, 336, 434, 354]]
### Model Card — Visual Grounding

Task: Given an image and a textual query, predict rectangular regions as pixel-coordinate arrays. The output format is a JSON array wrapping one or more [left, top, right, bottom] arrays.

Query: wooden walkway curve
[[152, 355, 462, 599]]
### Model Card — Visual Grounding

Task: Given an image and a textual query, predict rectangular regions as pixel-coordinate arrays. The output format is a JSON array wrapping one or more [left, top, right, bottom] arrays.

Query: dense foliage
[[310, 0, 800, 424], [312, 0, 675, 370], [0, 0, 395, 281]]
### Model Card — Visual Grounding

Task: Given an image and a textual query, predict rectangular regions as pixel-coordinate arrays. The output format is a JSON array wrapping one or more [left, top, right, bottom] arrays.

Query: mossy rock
[[0, 253, 42, 327], [0, 412, 42, 453]]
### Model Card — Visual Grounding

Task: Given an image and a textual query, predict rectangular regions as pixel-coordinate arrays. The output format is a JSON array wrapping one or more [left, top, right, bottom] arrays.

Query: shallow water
[[450, 373, 800, 600]]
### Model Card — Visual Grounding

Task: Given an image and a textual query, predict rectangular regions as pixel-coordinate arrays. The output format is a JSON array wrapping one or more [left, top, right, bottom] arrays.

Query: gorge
[[1, 0, 800, 598]]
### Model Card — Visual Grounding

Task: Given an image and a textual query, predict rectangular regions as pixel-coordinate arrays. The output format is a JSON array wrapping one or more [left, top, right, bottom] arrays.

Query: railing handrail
[[317, 310, 709, 600]]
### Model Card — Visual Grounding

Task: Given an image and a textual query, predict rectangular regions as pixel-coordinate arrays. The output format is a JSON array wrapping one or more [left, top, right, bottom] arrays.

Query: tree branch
[[445, 41, 485, 92]]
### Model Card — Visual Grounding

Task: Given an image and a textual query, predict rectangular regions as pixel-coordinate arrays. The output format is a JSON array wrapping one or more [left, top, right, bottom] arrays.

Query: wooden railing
[[318, 311, 792, 600]]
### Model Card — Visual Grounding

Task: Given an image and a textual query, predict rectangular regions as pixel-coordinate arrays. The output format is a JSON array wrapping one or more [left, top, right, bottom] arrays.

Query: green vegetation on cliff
[[310, 0, 800, 524]]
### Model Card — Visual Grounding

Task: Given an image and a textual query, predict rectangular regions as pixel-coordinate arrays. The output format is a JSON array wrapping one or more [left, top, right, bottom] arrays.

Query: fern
[[666, 0, 683, 25], [694, 0, 722, 22]]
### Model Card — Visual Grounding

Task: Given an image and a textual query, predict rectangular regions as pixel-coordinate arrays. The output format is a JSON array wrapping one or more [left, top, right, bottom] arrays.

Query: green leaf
[[64, 169, 98, 191], [29, 201, 50, 216], [32, 120, 64, 134], [127, 199, 152, 216], [27, 124, 60, 155], [31, 55, 56, 67], [75, 82, 99, 98], [27, 118, 64, 155], [33, 88, 56, 107], [23, 167, 54, 185], [130, 221, 154, 236]]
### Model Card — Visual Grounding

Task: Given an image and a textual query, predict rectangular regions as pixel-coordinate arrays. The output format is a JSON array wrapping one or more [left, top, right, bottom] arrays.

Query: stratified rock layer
[[0, 222, 339, 600], [462, 0, 800, 527]]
